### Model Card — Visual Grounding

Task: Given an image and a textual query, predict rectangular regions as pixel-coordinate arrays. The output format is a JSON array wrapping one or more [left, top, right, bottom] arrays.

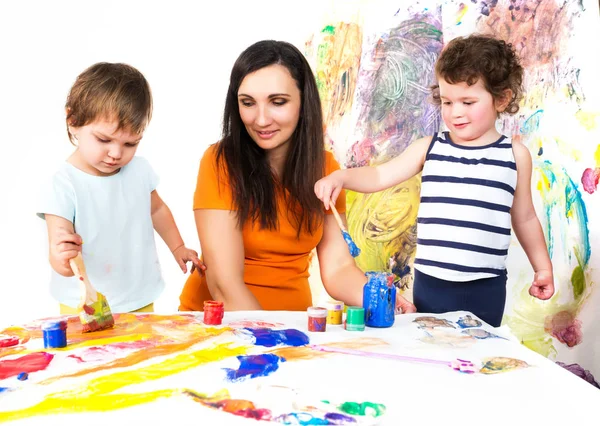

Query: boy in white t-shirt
[[38, 62, 204, 313]]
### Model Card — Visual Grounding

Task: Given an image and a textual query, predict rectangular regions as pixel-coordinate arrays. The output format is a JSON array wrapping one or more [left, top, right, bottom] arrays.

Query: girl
[[314, 35, 554, 326]]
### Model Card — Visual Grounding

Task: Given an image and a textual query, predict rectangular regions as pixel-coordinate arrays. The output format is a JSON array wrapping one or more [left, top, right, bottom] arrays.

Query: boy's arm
[[45, 214, 82, 276], [151, 190, 201, 273], [511, 142, 554, 299], [315, 137, 431, 209]]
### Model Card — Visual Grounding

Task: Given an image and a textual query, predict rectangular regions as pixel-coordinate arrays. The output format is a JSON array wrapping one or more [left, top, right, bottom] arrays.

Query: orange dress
[[179, 145, 345, 311]]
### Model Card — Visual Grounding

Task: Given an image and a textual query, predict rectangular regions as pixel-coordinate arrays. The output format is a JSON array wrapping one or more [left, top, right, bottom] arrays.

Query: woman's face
[[238, 64, 301, 158]]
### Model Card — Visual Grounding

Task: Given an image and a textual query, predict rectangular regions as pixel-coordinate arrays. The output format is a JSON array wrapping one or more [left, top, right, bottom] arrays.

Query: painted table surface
[[0, 310, 598, 426]]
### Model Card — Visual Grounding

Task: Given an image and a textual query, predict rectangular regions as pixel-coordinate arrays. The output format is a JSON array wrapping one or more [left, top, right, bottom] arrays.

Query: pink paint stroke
[[581, 168, 600, 194]]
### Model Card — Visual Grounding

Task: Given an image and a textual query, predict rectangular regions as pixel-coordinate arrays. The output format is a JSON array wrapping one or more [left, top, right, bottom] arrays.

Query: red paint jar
[[203, 300, 224, 325], [307, 307, 327, 332]]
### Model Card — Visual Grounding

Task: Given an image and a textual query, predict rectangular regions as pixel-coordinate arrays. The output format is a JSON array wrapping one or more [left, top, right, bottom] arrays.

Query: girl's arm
[[511, 142, 554, 300], [151, 190, 203, 273], [315, 137, 431, 210], [45, 214, 82, 276], [194, 208, 262, 310], [316, 213, 416, 313]]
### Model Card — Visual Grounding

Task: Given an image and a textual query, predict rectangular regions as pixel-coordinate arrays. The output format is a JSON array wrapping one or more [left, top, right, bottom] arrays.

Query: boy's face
[[69, 118, 142, 176], [438, 78, 502, 145]]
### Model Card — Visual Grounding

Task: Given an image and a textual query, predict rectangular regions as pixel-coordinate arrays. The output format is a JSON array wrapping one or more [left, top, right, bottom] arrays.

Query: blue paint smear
[[224, 354, 284, 382], [521, 109, 544, 134], [274, 413, 330, 425], [342, 230, 361, 257], [456, 315, 482, 329], [538, 161, 591, 267], [325, 412, 358, 424], [0, 387, 10, 394], [243, 328, 309, 347]]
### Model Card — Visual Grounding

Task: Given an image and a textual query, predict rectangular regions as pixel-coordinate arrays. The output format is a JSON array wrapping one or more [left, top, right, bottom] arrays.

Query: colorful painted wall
[[305, 0, 600, 380]]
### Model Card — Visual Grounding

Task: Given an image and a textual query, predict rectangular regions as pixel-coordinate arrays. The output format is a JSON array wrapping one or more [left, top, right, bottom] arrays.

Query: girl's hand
[[529, 269, 554, 300], [395, 293, 417, 314], [314, 170, 345, 210], [172, 246, 206, 274]]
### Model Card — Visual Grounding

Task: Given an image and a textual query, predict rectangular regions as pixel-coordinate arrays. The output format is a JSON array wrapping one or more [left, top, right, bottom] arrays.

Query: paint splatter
[[461, 329, 507, 340], [479, 357, 529, 375], [456, 315, 482, 328], [414, 316, 456, 329], [556, 362, 600, 389], [228, 320, 284, 329], [0, 352, 54, 380], [328, 401, 386, 417], [544, 311, 583, 347], [477, 0, 578, 67], [240, 328, 309, 348], [581, 168, 599, 194], [0, 335, 19, 348], [456, 3, 468, 25], [224, 354, 285, 382]]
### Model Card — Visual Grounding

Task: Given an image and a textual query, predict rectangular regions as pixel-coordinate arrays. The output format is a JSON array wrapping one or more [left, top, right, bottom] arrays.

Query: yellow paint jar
[[325, 301, 344, 325]]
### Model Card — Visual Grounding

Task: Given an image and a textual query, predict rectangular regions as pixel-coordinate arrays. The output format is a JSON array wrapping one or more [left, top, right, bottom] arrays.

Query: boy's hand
[[314, 170, 345, 210], [529, 269, 555, 300], [50, 228, 82, 276], [395, 293, 417, 314], [172, 246, 206, 274]]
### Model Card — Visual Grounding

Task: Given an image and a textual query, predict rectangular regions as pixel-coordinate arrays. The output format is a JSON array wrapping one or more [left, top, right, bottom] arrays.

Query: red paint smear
[[581, 168, 600, 194], [545, 311, 583, 348], [0, 352, 54, 380], [0, 335, 19, 348]]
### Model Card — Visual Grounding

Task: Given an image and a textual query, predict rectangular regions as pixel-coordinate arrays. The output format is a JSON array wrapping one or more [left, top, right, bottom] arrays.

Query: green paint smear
[[339, 401, 386, 417], [571, 265, 585, 299], [321, 25, 335, 35]]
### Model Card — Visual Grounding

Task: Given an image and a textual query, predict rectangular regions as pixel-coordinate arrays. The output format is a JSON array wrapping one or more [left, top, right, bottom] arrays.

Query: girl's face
[[68, 118, 141, 176], [438, 78, 507, 145], [238, 64, 301, 159]]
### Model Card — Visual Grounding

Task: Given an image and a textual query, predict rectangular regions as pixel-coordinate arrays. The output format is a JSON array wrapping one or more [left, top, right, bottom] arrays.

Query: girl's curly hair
[[431, 35, 523, 114]]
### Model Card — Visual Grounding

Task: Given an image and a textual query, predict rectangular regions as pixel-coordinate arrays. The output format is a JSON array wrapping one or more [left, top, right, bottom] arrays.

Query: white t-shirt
[[37, 157, 165, 312]]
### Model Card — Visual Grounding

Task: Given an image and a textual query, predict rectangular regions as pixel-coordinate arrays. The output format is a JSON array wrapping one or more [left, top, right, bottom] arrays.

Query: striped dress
[[413, 131, 517, 282]]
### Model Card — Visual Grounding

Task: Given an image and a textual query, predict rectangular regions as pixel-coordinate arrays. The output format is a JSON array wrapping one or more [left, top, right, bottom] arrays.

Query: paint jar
[[325, 301, 344, 325], [307, 307, 327, 332], [41, 320, 67, 349], [203, 300, 224, 325], [345, 306, 365, 331], [363, 271, 396, 328]]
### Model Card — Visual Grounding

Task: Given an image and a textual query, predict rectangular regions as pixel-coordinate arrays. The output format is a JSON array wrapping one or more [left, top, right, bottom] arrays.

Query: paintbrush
[[69, 252, 115, 333], [329, 204, 361, 257], [310, 345, 477, 373]]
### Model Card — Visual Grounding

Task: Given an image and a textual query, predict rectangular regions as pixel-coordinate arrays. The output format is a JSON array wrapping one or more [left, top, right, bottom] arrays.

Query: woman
[[180, 40, 416, 313]]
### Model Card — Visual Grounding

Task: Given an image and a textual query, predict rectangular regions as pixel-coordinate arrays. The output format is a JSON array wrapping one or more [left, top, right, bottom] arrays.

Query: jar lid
[[346, 306, 365, 325], [307, 307, 328, 318], [325, 301, 344, 310], [42, 320, 68, 331]]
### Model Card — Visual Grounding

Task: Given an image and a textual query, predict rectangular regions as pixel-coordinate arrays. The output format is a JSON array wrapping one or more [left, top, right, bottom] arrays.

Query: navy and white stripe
[[414, 132, 516, 282]]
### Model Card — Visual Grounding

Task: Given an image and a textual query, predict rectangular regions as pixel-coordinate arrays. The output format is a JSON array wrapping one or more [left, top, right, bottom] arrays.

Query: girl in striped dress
[[314, 35, 554, 326]]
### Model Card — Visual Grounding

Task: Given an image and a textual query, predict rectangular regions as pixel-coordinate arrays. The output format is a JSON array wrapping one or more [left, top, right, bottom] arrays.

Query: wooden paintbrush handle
[[69, 253, 97, 302], [329, 204, 347, 232]]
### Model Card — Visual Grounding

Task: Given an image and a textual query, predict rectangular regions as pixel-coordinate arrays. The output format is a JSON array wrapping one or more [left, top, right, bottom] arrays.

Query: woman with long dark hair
[[180, 40, 416, 313]]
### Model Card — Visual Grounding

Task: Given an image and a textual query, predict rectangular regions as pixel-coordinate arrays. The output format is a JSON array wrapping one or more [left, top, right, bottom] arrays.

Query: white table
[[0, 310, 598, 425]]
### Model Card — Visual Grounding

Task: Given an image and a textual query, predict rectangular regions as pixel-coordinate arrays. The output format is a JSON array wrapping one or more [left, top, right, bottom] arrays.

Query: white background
[[0, 0, 337, 327]]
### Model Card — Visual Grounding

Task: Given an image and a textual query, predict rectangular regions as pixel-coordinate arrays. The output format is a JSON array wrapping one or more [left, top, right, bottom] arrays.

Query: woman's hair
[[431, 34, 523, 114], [65, 62, 152, 144], [217, 40, 325, 236]]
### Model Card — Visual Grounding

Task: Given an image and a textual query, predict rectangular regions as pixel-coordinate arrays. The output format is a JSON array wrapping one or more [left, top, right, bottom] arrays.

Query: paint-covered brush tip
[[342, 230, 361, 257]]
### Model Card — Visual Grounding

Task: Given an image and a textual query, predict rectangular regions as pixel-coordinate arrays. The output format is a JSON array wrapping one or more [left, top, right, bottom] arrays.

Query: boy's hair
[[431, 35, 523, 114], [65, 62, 152, 144]]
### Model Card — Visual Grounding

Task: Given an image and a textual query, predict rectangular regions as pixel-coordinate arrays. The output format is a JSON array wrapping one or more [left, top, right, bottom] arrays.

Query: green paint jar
[[345, 306, 365, 331]]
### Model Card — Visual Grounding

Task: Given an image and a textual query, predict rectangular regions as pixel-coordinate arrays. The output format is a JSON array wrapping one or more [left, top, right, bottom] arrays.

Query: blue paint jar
[[42, 320, 67, 349], [363, 272, 396, 328]]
